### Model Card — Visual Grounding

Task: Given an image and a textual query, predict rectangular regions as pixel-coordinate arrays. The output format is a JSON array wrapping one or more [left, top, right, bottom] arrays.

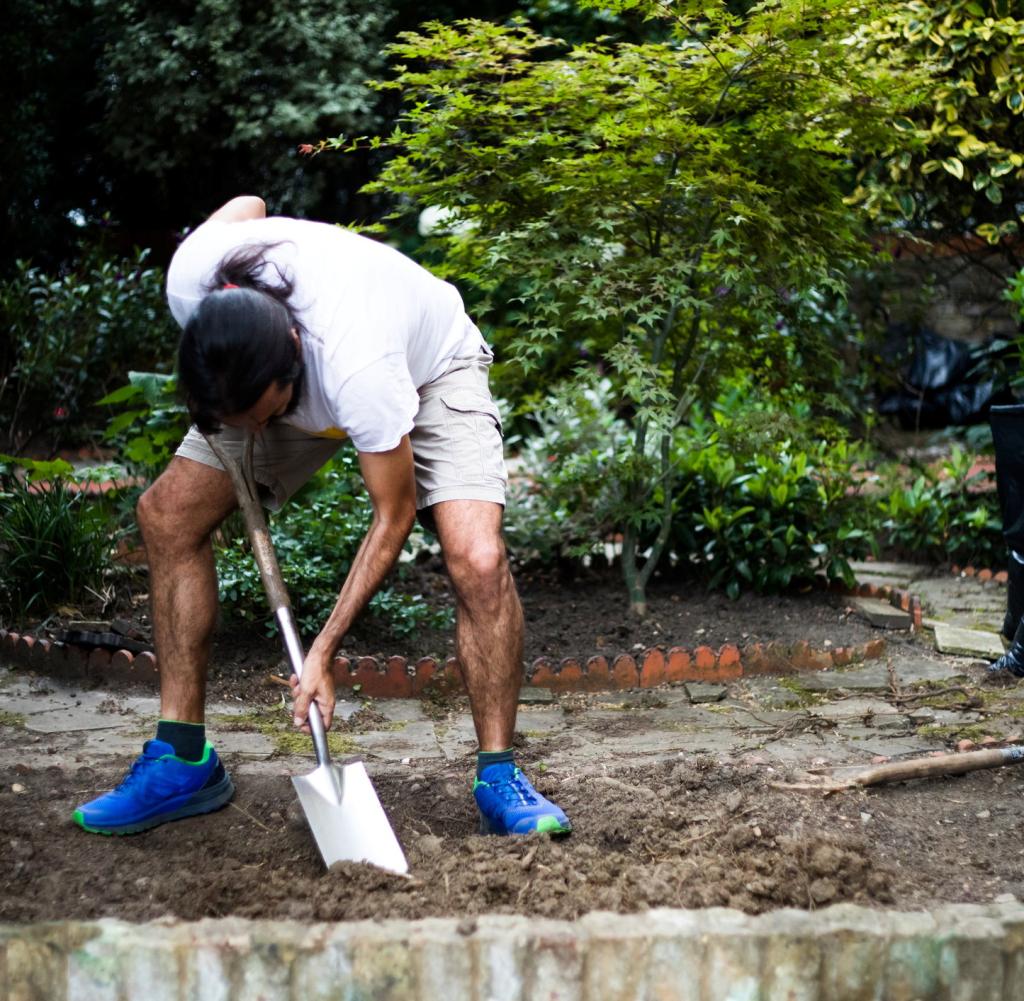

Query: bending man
[[73, 195, 571, 838]]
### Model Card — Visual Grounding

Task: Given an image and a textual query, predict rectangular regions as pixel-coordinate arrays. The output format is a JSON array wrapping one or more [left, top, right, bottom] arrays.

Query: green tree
[[331, 1, 911, 615], [852, 0, 1024, 253]]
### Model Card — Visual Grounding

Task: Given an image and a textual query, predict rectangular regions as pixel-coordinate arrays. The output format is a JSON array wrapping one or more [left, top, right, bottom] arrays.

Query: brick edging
[[0, 628, 887, 698], [2, 902, 1023, 1000], [1, 573, 925, 699], [952, 564, 1009, 585], [824, 577, 924, 632]]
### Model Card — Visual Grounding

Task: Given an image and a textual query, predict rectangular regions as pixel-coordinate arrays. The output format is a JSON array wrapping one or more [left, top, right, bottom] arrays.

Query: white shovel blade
[[292, 760, 408, 875]]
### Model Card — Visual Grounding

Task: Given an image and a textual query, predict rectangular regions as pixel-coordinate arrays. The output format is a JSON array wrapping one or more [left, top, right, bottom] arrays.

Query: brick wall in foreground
[[2, 902, 1023, 1000]]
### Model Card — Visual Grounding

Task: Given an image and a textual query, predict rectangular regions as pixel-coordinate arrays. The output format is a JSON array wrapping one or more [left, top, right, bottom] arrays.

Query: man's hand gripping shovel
[[205, 432, 408, 875]]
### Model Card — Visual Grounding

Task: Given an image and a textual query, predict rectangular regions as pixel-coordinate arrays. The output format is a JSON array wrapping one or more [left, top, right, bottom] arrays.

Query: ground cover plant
[[213, 451, 452, 640], [0, 458, 115, 622]]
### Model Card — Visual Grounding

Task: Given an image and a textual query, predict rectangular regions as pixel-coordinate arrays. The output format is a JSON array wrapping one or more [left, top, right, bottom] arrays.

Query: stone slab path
[[0, 562, 1019, 787], [1, 570, 1021, 833]]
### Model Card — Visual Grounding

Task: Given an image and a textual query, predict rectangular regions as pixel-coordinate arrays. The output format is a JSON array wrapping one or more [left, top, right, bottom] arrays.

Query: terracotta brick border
[[2, 573, 927, 698], [824, 578, 924, 632], [0, 627, 889, 699], [952, 564, 1009, 585]]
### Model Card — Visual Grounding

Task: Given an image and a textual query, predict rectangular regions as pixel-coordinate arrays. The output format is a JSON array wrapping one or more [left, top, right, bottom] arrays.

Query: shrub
[[504, 373, 634, 565], [0, 248, 178, 450], [875, 446, 1001, 566], [0, 458, 115, 622], [674, 437, 871, 599], [99, 371, 190, 480], [214, 450, 451, 640], [506, 376, 873, 595], [342, 5, 912, 614]]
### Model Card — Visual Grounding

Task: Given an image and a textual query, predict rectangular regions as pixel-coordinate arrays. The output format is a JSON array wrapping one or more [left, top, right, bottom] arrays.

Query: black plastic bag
[[877, 326, 1008, 429]]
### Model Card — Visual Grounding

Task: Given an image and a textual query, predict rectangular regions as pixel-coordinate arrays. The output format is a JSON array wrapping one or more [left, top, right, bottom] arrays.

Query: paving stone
[[835, 730, 943, 757], [215, 731, 276, 759], [800, 666, 891, 692], [913, 579, 1006, 633], [808, 698, 900, 720], [892, 656, 969, 686], [852, 597, 913, 630], [684, 682, 727, 704], [518, 686, 554, 705], [355, 722, 442, 762], [371, 700, 430, 724], [24, 707, 125, 734], [933, 624, 1005, 659], [849, 560, 923, 587], [434, 718, 479, 761]]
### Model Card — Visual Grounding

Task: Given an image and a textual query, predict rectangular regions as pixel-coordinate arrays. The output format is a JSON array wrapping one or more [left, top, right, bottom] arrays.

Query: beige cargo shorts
[[175, 345, 507, 525]]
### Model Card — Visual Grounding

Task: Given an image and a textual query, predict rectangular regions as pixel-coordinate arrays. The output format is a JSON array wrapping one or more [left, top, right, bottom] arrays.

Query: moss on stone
[[917, 722, 1001, 743], [0, 709, 25, 728], [271, 730, 359, 757], [211, 708, 361, 757], [775, 678, 826, 708]]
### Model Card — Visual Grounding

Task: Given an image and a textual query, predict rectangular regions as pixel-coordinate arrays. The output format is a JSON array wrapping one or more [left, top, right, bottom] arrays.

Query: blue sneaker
[[474, 762, 572, 835], [73, 740, 234, 835]]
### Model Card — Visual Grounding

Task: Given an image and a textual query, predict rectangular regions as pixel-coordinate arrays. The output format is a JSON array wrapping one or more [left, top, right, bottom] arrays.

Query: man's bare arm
[[291, 437, 418, 730], [207, 195, 266, 224]]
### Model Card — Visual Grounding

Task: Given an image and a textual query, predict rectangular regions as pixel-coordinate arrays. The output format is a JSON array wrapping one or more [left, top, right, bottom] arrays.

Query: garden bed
[[4, 566, 979, 927]]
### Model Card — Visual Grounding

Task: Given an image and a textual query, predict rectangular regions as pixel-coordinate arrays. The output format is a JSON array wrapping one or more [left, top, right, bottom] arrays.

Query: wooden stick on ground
[[772, 745, 1024, 793]]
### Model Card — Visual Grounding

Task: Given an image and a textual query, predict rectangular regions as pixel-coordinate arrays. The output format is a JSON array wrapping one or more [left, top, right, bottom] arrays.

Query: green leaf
[[96, 384, 143, 406], [941, 157, 965, 180]]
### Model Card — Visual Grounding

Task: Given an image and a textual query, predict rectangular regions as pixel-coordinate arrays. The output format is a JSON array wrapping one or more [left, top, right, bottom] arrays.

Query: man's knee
[[446, 537, 510, 600], [137, 482, 187, 550], [137, 463, 232, 551]]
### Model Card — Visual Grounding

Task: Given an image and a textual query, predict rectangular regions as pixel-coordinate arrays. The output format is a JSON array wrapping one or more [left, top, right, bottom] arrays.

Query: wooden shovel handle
[[205, 433, 291, 615]]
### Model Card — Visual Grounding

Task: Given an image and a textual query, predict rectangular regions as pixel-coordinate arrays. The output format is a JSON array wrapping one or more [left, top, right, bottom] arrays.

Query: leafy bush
[[343, 4, 912, 614], [505, 374, 634, 564], [506, 377, 873, 596], [0, 458, 115, 622], [674, 437, 871, 599], [215, 450, 451, 639], [0, 248, 178, 450], [100, 372, 190, 479], [875, 446, 1001, 566]]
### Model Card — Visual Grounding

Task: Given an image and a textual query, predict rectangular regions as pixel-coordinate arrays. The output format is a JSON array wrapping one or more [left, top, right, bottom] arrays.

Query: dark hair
[[178, 243, 305, 434]]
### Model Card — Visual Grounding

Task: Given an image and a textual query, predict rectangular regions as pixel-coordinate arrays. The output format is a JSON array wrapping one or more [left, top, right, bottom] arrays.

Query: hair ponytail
[[209, 242, 297, 309]]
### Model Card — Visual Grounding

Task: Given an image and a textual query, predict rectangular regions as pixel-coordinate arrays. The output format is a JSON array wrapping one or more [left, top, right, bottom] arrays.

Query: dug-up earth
[[2, 566, 1024, 924]]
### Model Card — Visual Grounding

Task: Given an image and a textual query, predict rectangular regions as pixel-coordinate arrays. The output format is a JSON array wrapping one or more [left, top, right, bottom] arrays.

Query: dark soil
[[3, 752, 1022, 924]]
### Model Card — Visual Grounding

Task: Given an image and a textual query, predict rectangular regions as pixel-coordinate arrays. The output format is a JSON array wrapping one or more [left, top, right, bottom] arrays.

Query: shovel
[[205, 432, 408, 875]]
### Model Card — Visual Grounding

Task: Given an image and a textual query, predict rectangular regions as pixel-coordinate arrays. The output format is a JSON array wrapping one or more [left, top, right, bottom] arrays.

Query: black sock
[[477, 748, 515, 777], [155, 719, 206, 761]]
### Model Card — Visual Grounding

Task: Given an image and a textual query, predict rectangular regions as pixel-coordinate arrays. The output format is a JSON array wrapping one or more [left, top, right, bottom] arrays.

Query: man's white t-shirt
[[165, 216, 486, 452]]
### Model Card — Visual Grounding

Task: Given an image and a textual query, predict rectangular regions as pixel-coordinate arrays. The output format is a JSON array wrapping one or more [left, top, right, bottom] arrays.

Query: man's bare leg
[[73, 456, 239, 834], [136, 457, 238, 722], [433, 499, 570, 834], [432, 499, 524, 750]]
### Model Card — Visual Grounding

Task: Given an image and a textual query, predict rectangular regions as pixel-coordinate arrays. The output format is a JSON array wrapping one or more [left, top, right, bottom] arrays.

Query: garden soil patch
[[3, 750, 1022, 924]]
